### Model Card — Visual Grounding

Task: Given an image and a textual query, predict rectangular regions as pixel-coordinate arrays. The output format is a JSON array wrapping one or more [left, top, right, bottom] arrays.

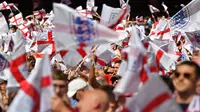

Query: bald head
[[78, 89, 109, 112]]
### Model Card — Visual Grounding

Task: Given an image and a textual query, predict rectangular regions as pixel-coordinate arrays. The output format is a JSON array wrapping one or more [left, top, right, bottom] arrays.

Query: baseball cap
[[67, 79, 87, 97]]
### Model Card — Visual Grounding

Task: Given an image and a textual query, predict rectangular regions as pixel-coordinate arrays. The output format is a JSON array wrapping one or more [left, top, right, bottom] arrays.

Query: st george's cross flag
[[149, 41, 179, 71], [100, 4, 130, 29], [113, 26, 149, 94], [0, 1, 10, 10], [9, 13, 24, 26], [53, 3, 120, 50], [6, 35, 29, 93], [149, 18, 171, 40], [33, 9, 46, 19], [8, 54, 54, 112], [121, 75, 182, 112], [169, 0, 200, 32], [59, 47, 91, 68]]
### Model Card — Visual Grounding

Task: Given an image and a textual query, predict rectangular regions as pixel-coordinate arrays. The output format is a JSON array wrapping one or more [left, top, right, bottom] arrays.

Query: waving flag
[[59, 47, 91, 68], [187, 95, 200, 112], [8, 54, 54, 112], [169, 0, 200, 32], [75, 6, 93, 18], [18, 24, 30, 37], [121, 75, 182, 112], [149, 41, 178, 71], [0, 1, 10, 10], [53, 3, 119, 50], [150, 18, 171, 40], [33, 9, 46, 19], [100, 4, 130, 29], [148, 4, 160, 13], [86, 0, 95, 11], [185, 30, 200, 48], [0, 13, 9, 35], [114, 26, 149, 94], [9, 13, 24, 26], [6, 36, 29, 93]]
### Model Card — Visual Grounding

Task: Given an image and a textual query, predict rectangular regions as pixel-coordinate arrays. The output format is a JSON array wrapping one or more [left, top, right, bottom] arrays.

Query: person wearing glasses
[[172, 61, 200, 111]]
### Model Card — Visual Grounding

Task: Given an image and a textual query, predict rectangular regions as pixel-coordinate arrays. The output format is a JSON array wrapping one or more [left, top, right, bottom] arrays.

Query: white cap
[[67, 79, 87, 97]]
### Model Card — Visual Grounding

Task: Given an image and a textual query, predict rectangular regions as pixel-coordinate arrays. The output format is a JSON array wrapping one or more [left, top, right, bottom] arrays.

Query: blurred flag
[[148, 4, 160, 13], [169, 0, 200, 32], [8, 54, 54, 112], [121, 75, 182, 112], [100, 4, 130, 29], [53, 3, 119, 50], [0, 13, 9, 35]]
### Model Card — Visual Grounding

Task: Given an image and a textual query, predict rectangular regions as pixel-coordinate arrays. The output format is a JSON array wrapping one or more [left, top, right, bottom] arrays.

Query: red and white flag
[[169, 0, 200, 32], [95, 44, 115, 67], [150, 18, 171, 40], [8, 54, 54, 112], [33, 9, 46, 19], [53, 3, 120, 50], [18, 24, 30, 37], [9, 13, 23, 26], [31, 31, 56, 57], [149, 41, 178, 71], [148, 4, 160, 13], [121, 75, 182, 112], [114, 26, 149, 94], [59, 47, 90, 68], [6, 37, 29, 93], [100, 4, 130, 29], [75, 6, 93, 18], [0, 1, 10, 10]]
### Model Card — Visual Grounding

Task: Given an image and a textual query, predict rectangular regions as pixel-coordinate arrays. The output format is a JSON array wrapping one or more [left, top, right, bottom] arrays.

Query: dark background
[[0, 0, 192, 19]]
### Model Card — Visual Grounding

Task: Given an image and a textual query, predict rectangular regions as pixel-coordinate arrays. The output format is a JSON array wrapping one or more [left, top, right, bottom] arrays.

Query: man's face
[[172, 65, 196, 93], [53, 80, 67, 98], [113, 63, 120, 75]]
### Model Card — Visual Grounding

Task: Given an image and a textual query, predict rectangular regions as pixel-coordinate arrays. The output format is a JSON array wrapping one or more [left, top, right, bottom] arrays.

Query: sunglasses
[[174, 72, 193, 79]]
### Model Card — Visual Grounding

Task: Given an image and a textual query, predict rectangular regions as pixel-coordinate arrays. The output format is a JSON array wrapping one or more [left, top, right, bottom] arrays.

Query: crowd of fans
[[0, 2, 200, 112]]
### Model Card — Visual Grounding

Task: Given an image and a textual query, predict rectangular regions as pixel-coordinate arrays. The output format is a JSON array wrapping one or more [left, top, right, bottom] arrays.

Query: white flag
[[121, 75, 182, 112], [53, 3, 119, 50], [100, 4, 130, 29], [8, 54, 54, 112], [114, 26, 149, 94], [0, 13, 9, 35], [169, 0, 200, 32], [148, 4, 160, 13], [185, 30, 200, 48]]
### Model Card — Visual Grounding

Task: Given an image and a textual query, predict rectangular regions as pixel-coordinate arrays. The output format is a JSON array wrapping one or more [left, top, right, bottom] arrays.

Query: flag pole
[[75, 45, 99, 72]]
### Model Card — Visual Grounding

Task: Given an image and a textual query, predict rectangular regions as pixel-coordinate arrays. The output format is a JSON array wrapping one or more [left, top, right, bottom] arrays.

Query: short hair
[[100, 85, 115, 102], [178, 61, 200, 78], [52, 70, 68, 81], [114, 60, 122, 65]]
